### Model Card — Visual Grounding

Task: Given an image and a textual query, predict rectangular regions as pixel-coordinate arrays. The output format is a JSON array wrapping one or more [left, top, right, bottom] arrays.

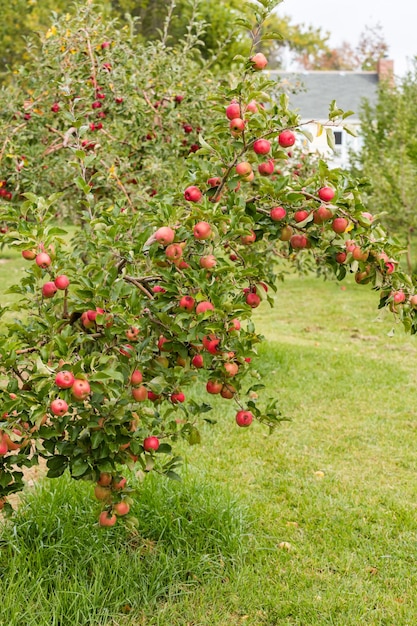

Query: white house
[[269, 59, 394, 168]]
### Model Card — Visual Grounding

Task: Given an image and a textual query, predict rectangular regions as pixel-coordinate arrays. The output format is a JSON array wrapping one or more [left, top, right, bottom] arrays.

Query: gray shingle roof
[[270, 71, 379, 122]]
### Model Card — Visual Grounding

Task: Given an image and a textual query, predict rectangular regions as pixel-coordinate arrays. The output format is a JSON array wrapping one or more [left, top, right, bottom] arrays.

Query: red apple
[[294, 210, 310, 223], [332, 217, 349, 234], [54, 275, 70, 290], [246, 100, 258, 113], [236, 410, 253, 427], [36, 252, 51, 269], [392, 290, 406, 304], [258, 159, 275, 176], [97, 472, 113, 487], [165, 243, 183, 260], [313, 206, 333, 224], [192, 354, 204, 368], [132, 385, 147, 402], [22, 249, 36, 260], [50, 399, 68, 416], [154, 226, 175, 246], [171, 392, 185, 403], [71, 379, 91, 400], [113, 501, 130, 516], [196, 301, 214, 314], [143, 436, 160, 451], [130, 370, 143, 386], [335, 251, 347, 264], [251, 52, 268, 70], [253, 139, 271, 155], [226, 102, 241, 120], [270, 206, 286, 221], [202, 334, 220, 354], [179, 295, 195, 311], [229, 118, 245, 133], [55, 370, 75, 389], [200, 255, 217, 269], [206, 380, 223, 394], [224, 362, 239, 377], [236, 162, 252, 177], [229, 318, 241, 331], [193, 221, 212, 239], [42, 282, 57, 298], [99, 511, 117, 527], [241, 230, 256, 245], [184, 186, 202, 202], [290, 234, 308, 249], [318, 186, 335, 202], [278, 130, 296, 148], [51, 102, 60, 113], [245, 292, 261, 308]]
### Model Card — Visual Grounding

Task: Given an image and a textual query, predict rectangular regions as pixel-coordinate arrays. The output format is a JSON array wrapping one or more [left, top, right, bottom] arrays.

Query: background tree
[[351, 60, 417, 271], [296, 23, 389, 71], [0, 0, 329, 75]]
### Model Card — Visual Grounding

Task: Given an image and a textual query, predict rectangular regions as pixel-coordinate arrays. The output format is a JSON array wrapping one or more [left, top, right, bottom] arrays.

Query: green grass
[[2, 254, 417, 624]]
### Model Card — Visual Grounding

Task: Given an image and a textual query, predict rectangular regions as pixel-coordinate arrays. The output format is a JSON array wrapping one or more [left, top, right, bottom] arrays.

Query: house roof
[[269, 71, 379, 122]]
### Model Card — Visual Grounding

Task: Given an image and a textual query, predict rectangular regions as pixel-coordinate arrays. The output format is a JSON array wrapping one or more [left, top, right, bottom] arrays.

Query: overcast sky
[[280, 0, 417, 76]]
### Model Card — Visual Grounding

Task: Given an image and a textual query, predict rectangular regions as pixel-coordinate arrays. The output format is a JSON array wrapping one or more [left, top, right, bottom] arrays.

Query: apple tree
[[0, 0, 415, 526]]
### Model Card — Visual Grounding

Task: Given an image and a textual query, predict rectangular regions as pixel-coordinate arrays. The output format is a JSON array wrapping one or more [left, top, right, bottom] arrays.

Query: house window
[[333, 131, 343, 145]]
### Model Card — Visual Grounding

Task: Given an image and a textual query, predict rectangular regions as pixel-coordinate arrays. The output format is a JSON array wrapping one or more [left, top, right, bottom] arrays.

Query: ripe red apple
[[332, 217, 348, 234], [200, 255, 217, 269], [132, 385, 147, 402], [92, 100, 102, 109], [202, 334, 220, 354], [258, 159, 275, 176], [55, 370, 75, 389], [154, 226, 175, 246], [113, 501, 130, 516], [290, 234, 308, 249], [226, 102, 241, 120], [192, 354, 204, 368], [165, 243, 183, 260], [112, 477, 127, 490], [50, 399, 68, 416], [246, 100, 258, 113], [171, 392, 185, 403], [278, 130, 296, 148], [318, 186, 335, 202], [196, 301, 214, 314], [130, 370, 143, 386], [246, 292, 261, 308], [229, 118, 245, 133], [224, 362, 239, 377], [51, 102, 60, 113], [179, 295, 195, 311], [253, 139, 271, 155], [99, 511, 117, 527], [313, 206, 333, 224], [241, 230, 256, 244], [183, 123, 193, 133], [193, 221, 212, 240], [229, 318, 241, 332], [71, 379, 91, 400], [22, 249, 36, 260], [143, 436, 160, 451], [392, 290, 406, 304], [236, 162, 252, 177], [54, 275, 70, 290], [250, 52, 268, 70], [270, 206, 286, 221], [207, 177, 222, 187], [152, 285, 166, 294], [184, 186, 202, 202], [42, 281, 57, 298], [236, 410, 253, 427], [335, 251, 347, 264], [294, 210, 310, 223], [36, 252, 51, 268], [206, 380, 223, 394]]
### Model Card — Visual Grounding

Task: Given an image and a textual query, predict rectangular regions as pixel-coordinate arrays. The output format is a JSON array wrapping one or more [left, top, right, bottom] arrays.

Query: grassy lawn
[[1, 247, 417, 625]]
